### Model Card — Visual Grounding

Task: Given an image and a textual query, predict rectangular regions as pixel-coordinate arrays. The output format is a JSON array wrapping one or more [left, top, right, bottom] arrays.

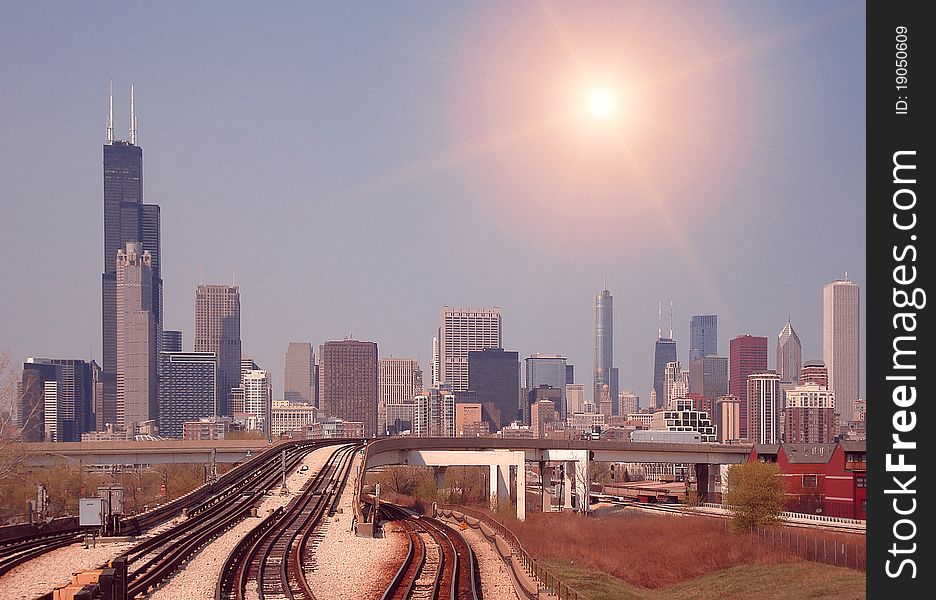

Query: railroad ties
[[379, 504, 482, 600], [218, 443, 360, 600]]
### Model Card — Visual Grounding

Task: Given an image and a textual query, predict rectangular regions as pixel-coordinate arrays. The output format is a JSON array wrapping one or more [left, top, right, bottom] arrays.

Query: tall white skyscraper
[[823, 277, 860, 422], [116, 242, 157, 430], [747, 371, 781, 444], [431, 336, 440, 387], [438, 306, 502, 392], [379, 357, 423, 436], [663, 360, 689, 409], [243, 369, 272, 436], [776, 320, 802, 383]]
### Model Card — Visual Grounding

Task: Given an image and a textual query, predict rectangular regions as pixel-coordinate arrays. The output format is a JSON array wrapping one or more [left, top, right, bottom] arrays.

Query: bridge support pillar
[[489, 463, 508, 511], [433, 466, 447, 491], [562, 462, 573, 510], [515, 460, 526, 521]]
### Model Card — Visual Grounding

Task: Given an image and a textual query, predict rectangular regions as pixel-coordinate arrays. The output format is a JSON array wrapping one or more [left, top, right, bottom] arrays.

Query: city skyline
[[0, 2, 866, 405]]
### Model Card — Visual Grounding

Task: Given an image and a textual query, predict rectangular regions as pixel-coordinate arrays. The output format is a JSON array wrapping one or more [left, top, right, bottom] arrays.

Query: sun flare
[[585, 87, 617, 118]]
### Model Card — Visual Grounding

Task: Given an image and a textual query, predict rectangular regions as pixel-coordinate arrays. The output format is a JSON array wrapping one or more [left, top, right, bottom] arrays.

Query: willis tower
[[101, 84, 162, 427]]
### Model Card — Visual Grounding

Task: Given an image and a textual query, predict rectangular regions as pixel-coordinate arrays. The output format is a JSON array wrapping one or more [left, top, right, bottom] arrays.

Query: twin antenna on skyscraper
[[105, 81, 138, 145]]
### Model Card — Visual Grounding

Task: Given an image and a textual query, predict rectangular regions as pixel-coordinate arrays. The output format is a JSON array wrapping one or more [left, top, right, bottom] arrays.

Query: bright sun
[[586, 87, 617, 118]]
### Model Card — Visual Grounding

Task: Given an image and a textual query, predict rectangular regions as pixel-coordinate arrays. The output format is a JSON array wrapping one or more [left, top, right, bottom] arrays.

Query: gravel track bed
[[304, 453, 405, 600], [147, 445, 335, 599], [0, 539, 135, 600], [460, 525, 521, 600]]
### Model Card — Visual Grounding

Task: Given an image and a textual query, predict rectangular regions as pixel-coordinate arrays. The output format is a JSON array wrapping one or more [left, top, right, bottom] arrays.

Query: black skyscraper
[[467, 348, 520, 431], [101, 87, 162, 428]]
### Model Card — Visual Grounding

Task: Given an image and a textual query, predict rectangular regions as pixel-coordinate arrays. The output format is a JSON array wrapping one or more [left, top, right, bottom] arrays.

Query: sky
[[0, 1, 866, 402]]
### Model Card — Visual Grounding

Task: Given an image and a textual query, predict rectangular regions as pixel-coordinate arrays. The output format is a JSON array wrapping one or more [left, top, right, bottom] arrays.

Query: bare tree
[[0, 354, 33, 483]]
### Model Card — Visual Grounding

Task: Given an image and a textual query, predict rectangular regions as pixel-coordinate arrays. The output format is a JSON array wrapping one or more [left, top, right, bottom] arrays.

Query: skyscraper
[[284, 342, 315, 405], [689, 314, 718, 363], [19, 358, 100, 442], [194, 284, 241, 416], [102, 85, 162, 428], [243, 369, 272, 436], [163, 330, 183, 353], [319, 340, 378, 437], [747, 371, 781, 444], [800, 360, 829, 386], [566, 384, 586, 415], [776, 320, 803, 383], [158, 352, 217, 438], [379, 357, 423, 436], [438, 306, 502, 392], [116, 242, 158, 430], [823, 277, 860, 422], [467, 347, 520, 431], [525, 354, 568, 417], [784, 383, 836, 443], [662, 361, 689, 408], [651, 303, 677, 410], [729, 335, 768, 437], [688, 355, 728, 401], [593, 289, 618, 410]]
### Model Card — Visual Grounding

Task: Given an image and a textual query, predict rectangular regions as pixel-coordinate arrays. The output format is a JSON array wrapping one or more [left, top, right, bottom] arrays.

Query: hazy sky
[[0, 1, 866, 401]]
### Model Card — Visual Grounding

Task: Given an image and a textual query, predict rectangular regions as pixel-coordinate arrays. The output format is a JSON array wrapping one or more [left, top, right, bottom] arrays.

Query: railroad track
[[29, 439, 343, 600], [215, 442, 359, 600], [0, 530, 82, 578], [6, 439, 331, 586], [379, 504, 481, 600]]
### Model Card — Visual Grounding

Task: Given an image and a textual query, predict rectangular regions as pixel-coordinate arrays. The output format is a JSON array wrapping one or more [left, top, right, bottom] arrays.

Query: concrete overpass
[[362, 438, 753, 520], [21, 439, 274, 467]]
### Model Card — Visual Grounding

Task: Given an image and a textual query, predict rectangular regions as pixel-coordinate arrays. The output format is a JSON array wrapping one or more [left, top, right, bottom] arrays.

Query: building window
[[855, 475, 866, 488], [802, 474, 818, 488]]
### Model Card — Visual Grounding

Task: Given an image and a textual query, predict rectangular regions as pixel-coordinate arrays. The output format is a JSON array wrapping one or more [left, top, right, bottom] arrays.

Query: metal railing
[[699, 502, 865, 527]]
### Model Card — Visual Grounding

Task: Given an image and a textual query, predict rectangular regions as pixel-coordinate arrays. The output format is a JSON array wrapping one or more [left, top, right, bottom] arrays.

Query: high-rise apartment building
[[823, 277, 860, 421], [566, 384, 586, 416], [319, 340, 378, 437], [784, 384, 836, 443], [689, 315, 718, 363], [194, 284, 241, 416], [800, 360, 829, 386], [747, 371, 780, 444], [530, 399, 557, 438], [467, 348, 519, 431], [116, 242, 158, 430], [618, 390, 640, 416], [242, 369, 272, 435], [431, 337, 441, 387], [158, 352, 217, 438], [284, 342, 315, 405], [102, 87, 162, 429], [594, 290, 619, 411], [776, 320, 803, 383], [729, 335, 768, 437], [413, 389, 455, 437], [438, 306, 502, 392], [688, 355, 728, 401], [379, 357, 423, 436], [662, 361, 689, 408], [713, 394, 742, 443]]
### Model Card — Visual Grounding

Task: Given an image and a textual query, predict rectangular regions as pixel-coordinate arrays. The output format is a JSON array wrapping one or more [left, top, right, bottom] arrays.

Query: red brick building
[[748, 440, 866, 519]]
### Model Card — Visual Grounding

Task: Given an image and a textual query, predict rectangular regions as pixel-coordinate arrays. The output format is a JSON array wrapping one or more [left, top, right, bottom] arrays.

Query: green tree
[[725, 461, 785, 530]]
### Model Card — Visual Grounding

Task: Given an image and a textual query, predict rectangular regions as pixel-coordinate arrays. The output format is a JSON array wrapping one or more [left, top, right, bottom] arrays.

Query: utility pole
[[280, 449, 289, 495]]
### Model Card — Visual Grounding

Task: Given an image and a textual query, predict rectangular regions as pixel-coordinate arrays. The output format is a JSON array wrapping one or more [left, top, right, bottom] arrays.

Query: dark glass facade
[[19, 359, 98, 442], [158, 352, 217, 438], [102, 141, 162, 428], [688, 355, 728, 401], [652, 338, 677, 409], [467, 348, 519, 431], [689, 314, 718, 363]]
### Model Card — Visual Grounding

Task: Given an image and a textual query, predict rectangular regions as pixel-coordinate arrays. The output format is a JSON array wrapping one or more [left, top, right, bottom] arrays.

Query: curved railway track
[[29, 439, 349, 600], [0, 530, 82, 578], [215, 442, 359, 600], [7, 438, 329, 587], [379, 504, 481, 600]]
